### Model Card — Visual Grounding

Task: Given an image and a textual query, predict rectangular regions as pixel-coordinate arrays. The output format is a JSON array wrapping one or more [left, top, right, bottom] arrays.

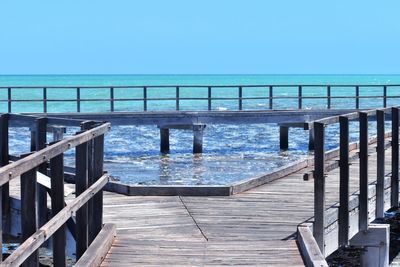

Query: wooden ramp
[[101, 144, 389, 266]]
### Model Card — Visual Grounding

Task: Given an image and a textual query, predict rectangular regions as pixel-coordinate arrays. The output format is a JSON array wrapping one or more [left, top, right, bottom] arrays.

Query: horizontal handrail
[[1, 84, 400, 89], [1, 84, 399, 113], [0, 122, 110, 186], [1, 174, 109, 266], [312, 106, 397, 125]]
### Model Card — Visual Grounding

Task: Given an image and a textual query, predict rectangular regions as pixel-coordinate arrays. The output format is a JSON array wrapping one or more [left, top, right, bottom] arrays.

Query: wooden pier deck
[[100, 143, 390, 266]]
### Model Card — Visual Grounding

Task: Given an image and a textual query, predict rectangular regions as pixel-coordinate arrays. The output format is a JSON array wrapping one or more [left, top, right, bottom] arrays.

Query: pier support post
[[160, 128, 170, 154], [308, 128, 315, 150], [279, 126, 289, 150], [193, 124, 206, 154], [349, 224, 389, 267]]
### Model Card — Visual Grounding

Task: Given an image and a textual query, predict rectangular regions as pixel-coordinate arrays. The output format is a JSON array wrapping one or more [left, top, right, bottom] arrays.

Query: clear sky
[[1, 1, 399, 74]]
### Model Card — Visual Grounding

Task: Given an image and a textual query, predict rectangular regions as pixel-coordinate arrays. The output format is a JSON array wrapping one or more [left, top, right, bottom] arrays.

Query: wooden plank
[[2, 174, 108, 267], [376, 110, 385, 218], [20, 163, 38, 267], [50, 151, 66, 267], [75, 223, 116, 267], [76, 141, 89, 260], [297, 224, 328, 267], [81, 121, 97, 246], [38, 109, 357, 126], [313, 122, 325, 254], [392, 107, 399, 207], [35, 117, 48, 230], [338, 116, 349, 246], [0, 114, 9, 240], [359, 112, 369, 231], [91, 134, 104, 243]]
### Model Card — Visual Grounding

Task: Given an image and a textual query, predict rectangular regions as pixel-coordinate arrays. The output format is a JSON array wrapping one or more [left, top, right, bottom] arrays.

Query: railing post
[[81, 121, 97, 246], [313, 122, 325, 255], [356, 86, 360, 109], [0, 114, 9, 242], [238, 86, 243, 110], [43, 87, 47, 113], [7, 87, 11, 113], [392, 107, 399, 208], [76, 139, 88, 260], [376, 110, 385, 218], [298, 86, 302, 109], [50, 149, 66, 267], [20, 154, 38, 267], [269, 86, 273, 109], [359, 112, 369, 231], [110, 87, 114, 112], [77, 87, 81, 112], [176, 86, 180, 111], [339, 116, 350, 246], [383, 86, 387, 108], [143, 86, 148, 111], [90, 133, 104, 243], [327, 86, 331, 109], [34, 118, 48, 230], [208, 86, 212, 111]]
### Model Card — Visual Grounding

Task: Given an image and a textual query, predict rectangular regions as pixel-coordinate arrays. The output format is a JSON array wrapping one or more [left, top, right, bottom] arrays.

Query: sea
[[0, 75, 399, 185]]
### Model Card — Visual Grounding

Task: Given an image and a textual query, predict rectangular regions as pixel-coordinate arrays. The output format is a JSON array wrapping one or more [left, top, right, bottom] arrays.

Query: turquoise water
[[1, 75, 400, 113], [1, 75, 399, 185]]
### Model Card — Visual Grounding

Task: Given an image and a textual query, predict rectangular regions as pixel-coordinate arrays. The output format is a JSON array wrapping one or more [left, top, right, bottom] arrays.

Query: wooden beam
[[0, 114, 9, 242], [376, 110, 385, 218], [392, 107, 400, 208], [297, 224, 328, 267], [50, 151, 66, 267], [1, 174, 109, 267], [359, 112, 369, 231], [75, 223, 116, 267], [338, 116, 349, 246], [34, 117, 48, 230], [76, 141, 89, 260], [90, 134, 104, 243], [20, 165, 38, 267], [313, 122, 325, 255]]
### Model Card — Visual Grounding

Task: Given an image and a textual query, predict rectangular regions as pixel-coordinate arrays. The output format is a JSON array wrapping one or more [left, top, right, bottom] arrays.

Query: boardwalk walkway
[[101, 141, 390, 266]]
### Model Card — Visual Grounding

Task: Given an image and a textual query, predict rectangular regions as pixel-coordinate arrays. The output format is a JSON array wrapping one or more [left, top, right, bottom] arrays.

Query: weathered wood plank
[[91, 134, 104, 243], [76, 141, 89, 260], [20, 165, 38, 267], [0, 114, 9, 246], [75, 223, 116, 267], [50, 151, 66, 267]]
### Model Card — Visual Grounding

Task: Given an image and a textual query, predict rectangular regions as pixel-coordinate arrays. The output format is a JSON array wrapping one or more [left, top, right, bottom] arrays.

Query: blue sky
[[1, 1, 399, 74]]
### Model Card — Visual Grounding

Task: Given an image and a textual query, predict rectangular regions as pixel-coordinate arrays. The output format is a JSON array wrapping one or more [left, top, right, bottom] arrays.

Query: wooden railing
[[0, 113, 111, 266], [311, 106, 399, 256], [0, 84, 399, 112]]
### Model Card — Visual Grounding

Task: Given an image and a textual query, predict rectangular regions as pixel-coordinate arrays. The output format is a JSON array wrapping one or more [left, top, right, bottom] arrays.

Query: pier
[[2, 84, 400, 266]]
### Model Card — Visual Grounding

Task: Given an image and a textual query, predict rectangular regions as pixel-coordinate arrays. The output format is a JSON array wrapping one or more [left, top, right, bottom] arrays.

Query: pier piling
[[193, 124, 206, 154], [160, 128, 170, 154]]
